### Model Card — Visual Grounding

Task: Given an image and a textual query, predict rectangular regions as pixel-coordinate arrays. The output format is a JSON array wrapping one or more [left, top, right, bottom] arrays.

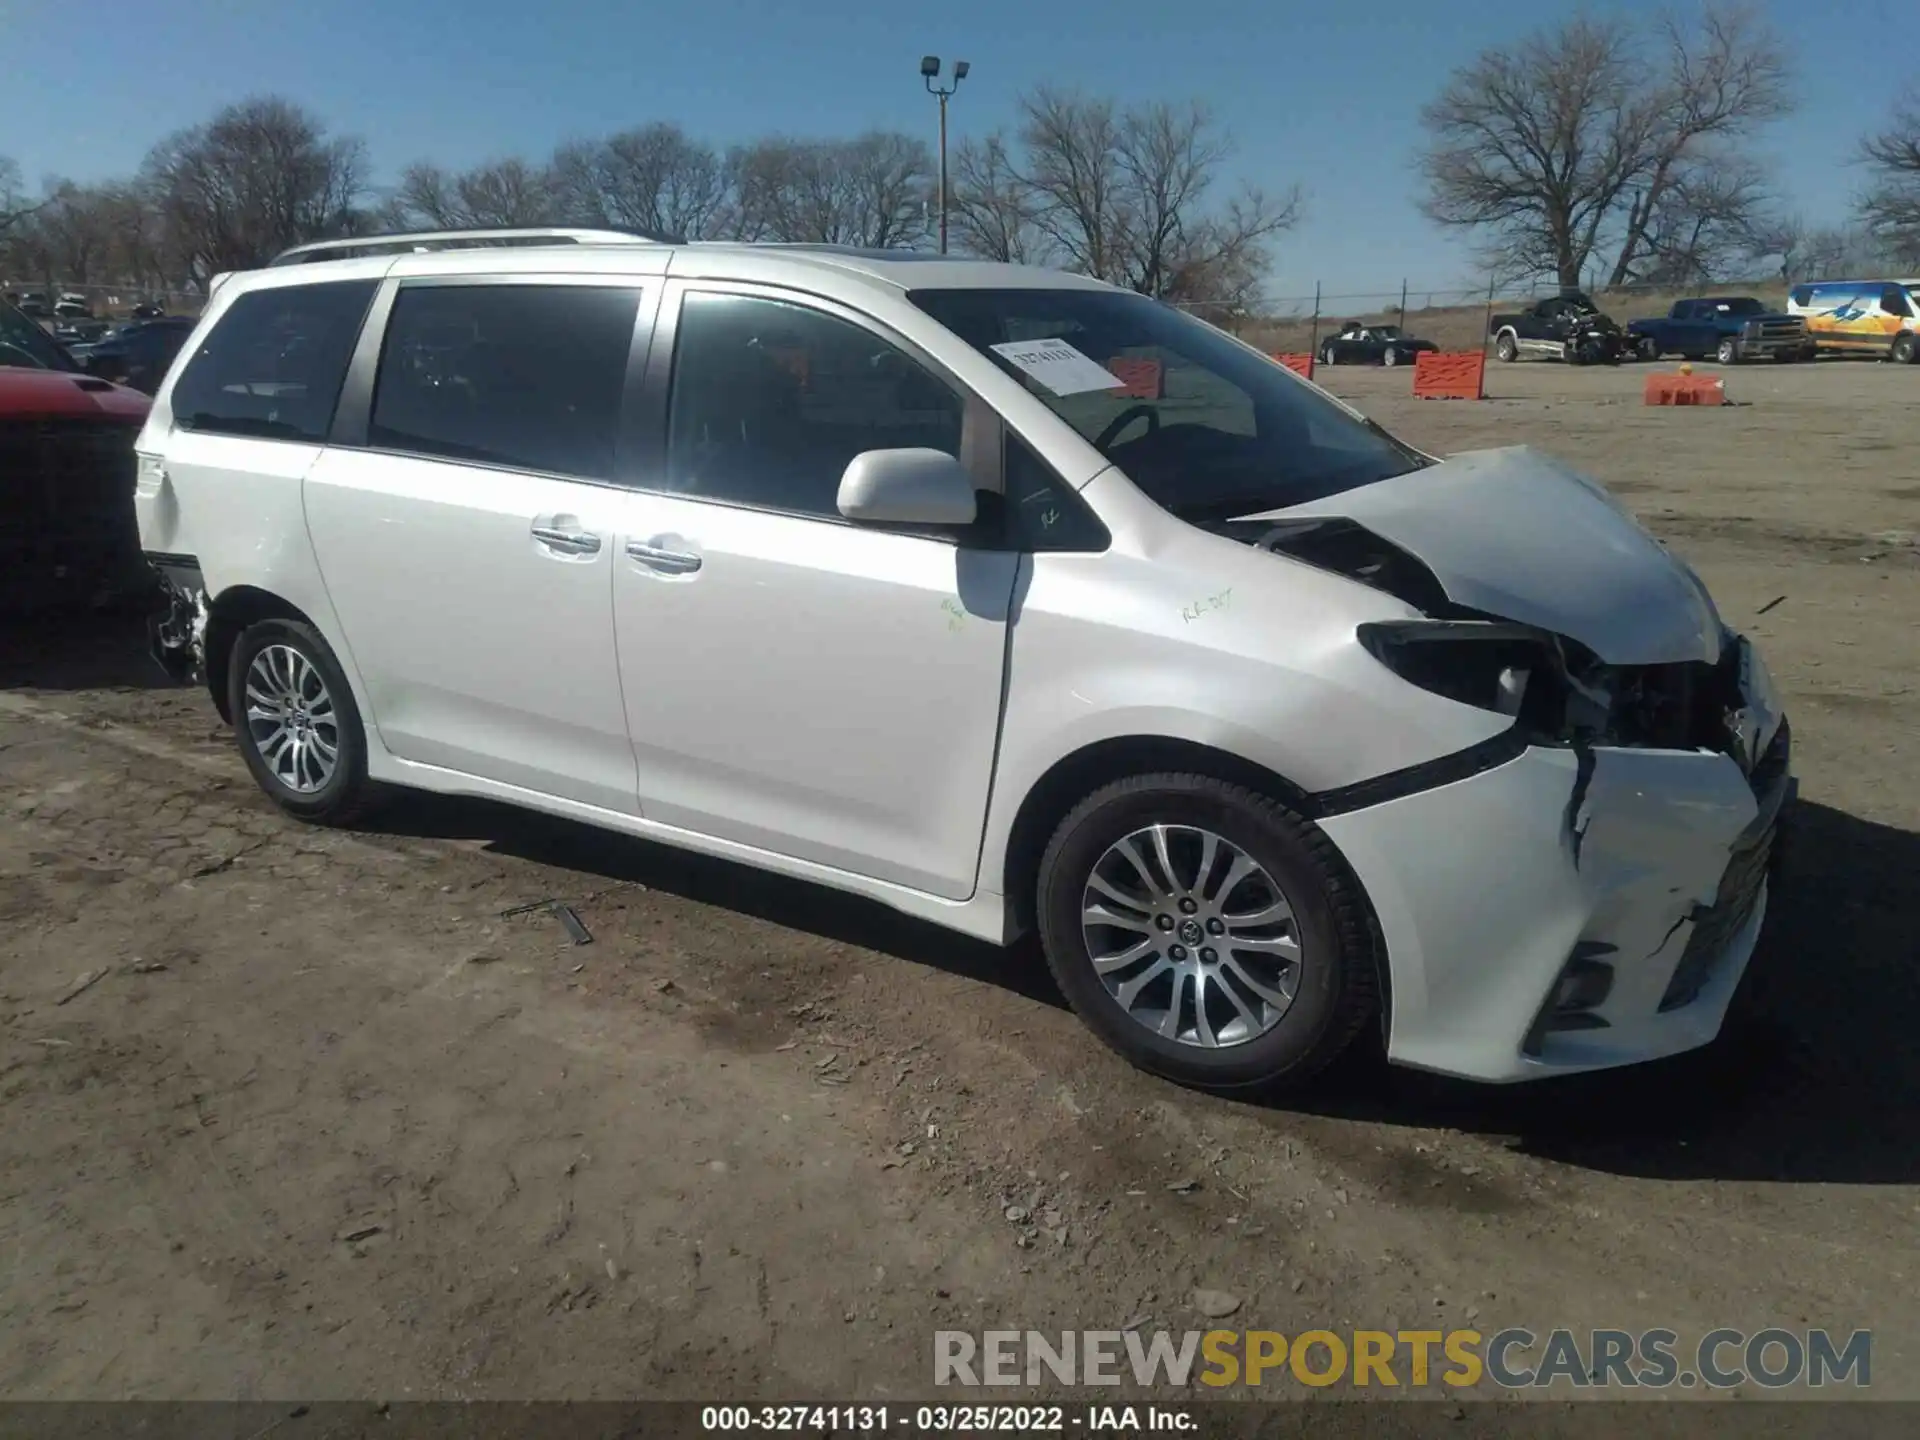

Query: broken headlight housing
[[1358, 620, 1554, 717], [1356, 619, 1613, 737]]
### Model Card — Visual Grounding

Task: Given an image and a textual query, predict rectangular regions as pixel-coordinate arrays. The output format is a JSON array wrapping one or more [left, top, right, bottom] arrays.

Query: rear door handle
[[532, 523, 602, 556], [626, 541, 702, 574]]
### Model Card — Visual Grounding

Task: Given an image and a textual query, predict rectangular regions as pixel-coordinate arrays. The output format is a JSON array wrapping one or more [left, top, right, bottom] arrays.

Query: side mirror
[[837, 448, 977, 527]]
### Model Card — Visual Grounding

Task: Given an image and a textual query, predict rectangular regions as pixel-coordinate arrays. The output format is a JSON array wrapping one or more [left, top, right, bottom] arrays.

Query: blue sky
[[0, 0, 1905, 298]]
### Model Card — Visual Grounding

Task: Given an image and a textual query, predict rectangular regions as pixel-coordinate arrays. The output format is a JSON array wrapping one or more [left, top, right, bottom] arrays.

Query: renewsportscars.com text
[[934, 1327, 1872, 1390]]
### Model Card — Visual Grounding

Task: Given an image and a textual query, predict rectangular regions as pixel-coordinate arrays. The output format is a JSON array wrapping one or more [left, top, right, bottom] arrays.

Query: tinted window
[[909, 287, 1426, 525], [1001, 435, 1108, 553], [171, 280, 376, 441], [666, 292, 963, 517], [1881, 286, 1912, 318], [1789, 287, 1811, 307], [369, 284, 641, 480]]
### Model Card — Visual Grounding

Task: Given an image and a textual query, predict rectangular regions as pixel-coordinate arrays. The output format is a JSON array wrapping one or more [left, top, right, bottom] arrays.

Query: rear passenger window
[[369, 284, 642, 481], [171, 280, 376, 442], [666, 292, 964, 518]]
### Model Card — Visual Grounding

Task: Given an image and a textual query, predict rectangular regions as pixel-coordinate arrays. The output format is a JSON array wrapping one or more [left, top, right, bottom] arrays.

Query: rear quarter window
[[170, 280, 378, 442]]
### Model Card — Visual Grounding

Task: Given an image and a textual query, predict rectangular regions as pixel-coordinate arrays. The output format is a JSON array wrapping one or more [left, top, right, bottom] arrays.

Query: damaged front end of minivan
[[1222, 448, 1794, 1081]]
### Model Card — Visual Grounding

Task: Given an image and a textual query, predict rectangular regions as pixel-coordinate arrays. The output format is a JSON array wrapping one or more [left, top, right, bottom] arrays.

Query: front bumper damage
[[1319, 638, 1792, 1083], [144, 551, 208, 685]]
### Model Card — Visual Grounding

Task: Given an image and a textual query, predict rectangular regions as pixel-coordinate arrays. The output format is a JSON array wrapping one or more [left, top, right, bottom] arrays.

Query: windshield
[[0, 301, 77, 372], [908, 286, 1429, 524]]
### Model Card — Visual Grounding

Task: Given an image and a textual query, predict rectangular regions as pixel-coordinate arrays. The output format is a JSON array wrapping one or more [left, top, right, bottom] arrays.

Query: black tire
[[1035, 773, 1377, 1093], [228, 618, 378, 825], [1716, 338, 1740, 365], [1636, 336, 1660, 361], [1320, 345, 1337, 367], [1893, 333, 1917, 365], [1494, 331, 1519, 363]]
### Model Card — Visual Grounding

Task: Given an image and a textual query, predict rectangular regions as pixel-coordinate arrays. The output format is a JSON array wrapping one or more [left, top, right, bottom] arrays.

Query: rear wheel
[[1636, 336, 1660, 361], [1494, 331, 1519, 363], [228, 619, 378, 825], [1382, 347, 1400, 368], [1036, 774, 1377, 1093], [1320, 344, 1337, 367]]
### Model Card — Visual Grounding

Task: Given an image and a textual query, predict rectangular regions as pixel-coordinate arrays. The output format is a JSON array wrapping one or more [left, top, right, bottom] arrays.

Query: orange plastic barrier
[[1106, 357, 1164, 399], [1272, 352, 1315, 379], [1643, 372, 1727, 406], [1411, 350, 1486, 400]]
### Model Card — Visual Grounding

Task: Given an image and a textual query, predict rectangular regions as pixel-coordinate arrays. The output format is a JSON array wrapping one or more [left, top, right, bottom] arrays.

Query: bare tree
[[956, 89, 1297, 304], [0, 156, 43, 237], [551, 124, 728, 238], [1860, 86, 1920, 266], [1607, 4, 1792, 283], [142, 96, 366, 279], [1632, 154, 1776, 283], [720, 133, 932, 247], [948, 135, 1046, 263], [1418, 4, 1789, 288], [388, 157, 559, 229], [30, 182, 118, 287]]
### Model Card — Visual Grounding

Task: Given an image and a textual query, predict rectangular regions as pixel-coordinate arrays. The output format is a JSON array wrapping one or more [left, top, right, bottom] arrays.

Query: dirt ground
[[2, 356, 1916, 1409]]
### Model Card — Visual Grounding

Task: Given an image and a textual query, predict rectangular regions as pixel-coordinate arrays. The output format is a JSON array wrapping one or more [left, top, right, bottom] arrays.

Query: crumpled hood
[[1240, 445, 1724, 665]]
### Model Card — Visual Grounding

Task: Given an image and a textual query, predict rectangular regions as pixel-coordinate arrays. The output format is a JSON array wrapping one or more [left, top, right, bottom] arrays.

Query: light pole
[[921, 55, 969, 254]]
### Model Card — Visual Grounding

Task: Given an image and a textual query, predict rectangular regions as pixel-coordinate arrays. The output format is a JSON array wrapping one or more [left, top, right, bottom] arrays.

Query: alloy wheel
[[244, 643, 339, 794], [1079, 824, 1304, 1049]]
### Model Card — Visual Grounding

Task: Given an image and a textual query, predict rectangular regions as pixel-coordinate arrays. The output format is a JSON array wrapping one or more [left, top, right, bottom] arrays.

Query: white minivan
[[134, 229, 1792, 1092]]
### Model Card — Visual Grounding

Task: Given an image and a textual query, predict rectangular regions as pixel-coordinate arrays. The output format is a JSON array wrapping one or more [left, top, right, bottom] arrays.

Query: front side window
[[909, 286, 1427, 525], [1880, 286, 1912, 318], [368, 284, 642, 481], [665, 292, 964, 518], [171, 280, 376, 441]]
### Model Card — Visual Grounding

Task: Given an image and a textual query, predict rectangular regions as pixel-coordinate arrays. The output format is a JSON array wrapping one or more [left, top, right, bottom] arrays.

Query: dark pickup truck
[[1627, 297, 1815, 364], [1488, 292, 1625, 365]]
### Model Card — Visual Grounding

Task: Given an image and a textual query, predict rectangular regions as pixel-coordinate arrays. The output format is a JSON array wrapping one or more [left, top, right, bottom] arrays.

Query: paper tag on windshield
[[989, 338, 1126, 396]]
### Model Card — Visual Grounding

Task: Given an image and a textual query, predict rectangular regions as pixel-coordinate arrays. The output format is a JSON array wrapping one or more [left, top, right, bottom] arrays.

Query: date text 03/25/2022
[[700, 1404, 1193, 1431]]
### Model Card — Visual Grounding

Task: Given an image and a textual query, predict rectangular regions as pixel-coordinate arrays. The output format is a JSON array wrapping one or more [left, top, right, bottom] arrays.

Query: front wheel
[[1716, 338, 1740, 365], [1035, 774, 1377, 1093], [1382, 347, 1400, 368], [1320, 345, 1337, 367], [1892, 333, 1917, 365], [229, 618, 378, 825]]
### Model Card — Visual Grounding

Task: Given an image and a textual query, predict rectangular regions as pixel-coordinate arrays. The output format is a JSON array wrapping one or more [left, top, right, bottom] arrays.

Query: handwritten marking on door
[[941, 598, 967, 631], [1182, 588, 1233, 623]]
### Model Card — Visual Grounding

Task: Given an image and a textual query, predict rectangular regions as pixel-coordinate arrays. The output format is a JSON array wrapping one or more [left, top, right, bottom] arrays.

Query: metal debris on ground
[[56, 968, 109, 1005], [500, 897, 592, 944]]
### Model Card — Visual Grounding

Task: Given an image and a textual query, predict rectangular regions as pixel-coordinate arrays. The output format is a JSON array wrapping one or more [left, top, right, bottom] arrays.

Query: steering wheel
[[1093, 403, 1160, 450]]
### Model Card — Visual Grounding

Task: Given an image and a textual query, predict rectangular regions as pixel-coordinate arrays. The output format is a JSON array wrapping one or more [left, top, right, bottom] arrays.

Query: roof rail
[[267, 226, 676, 268]]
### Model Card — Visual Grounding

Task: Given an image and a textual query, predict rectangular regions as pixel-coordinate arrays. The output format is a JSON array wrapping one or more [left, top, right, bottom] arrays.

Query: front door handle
[[626, 541, 702, 574], [532, 523, 602, 556]]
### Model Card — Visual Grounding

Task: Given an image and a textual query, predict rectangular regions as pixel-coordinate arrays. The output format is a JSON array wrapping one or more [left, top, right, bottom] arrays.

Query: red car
[[1, 300, 155, 615]]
